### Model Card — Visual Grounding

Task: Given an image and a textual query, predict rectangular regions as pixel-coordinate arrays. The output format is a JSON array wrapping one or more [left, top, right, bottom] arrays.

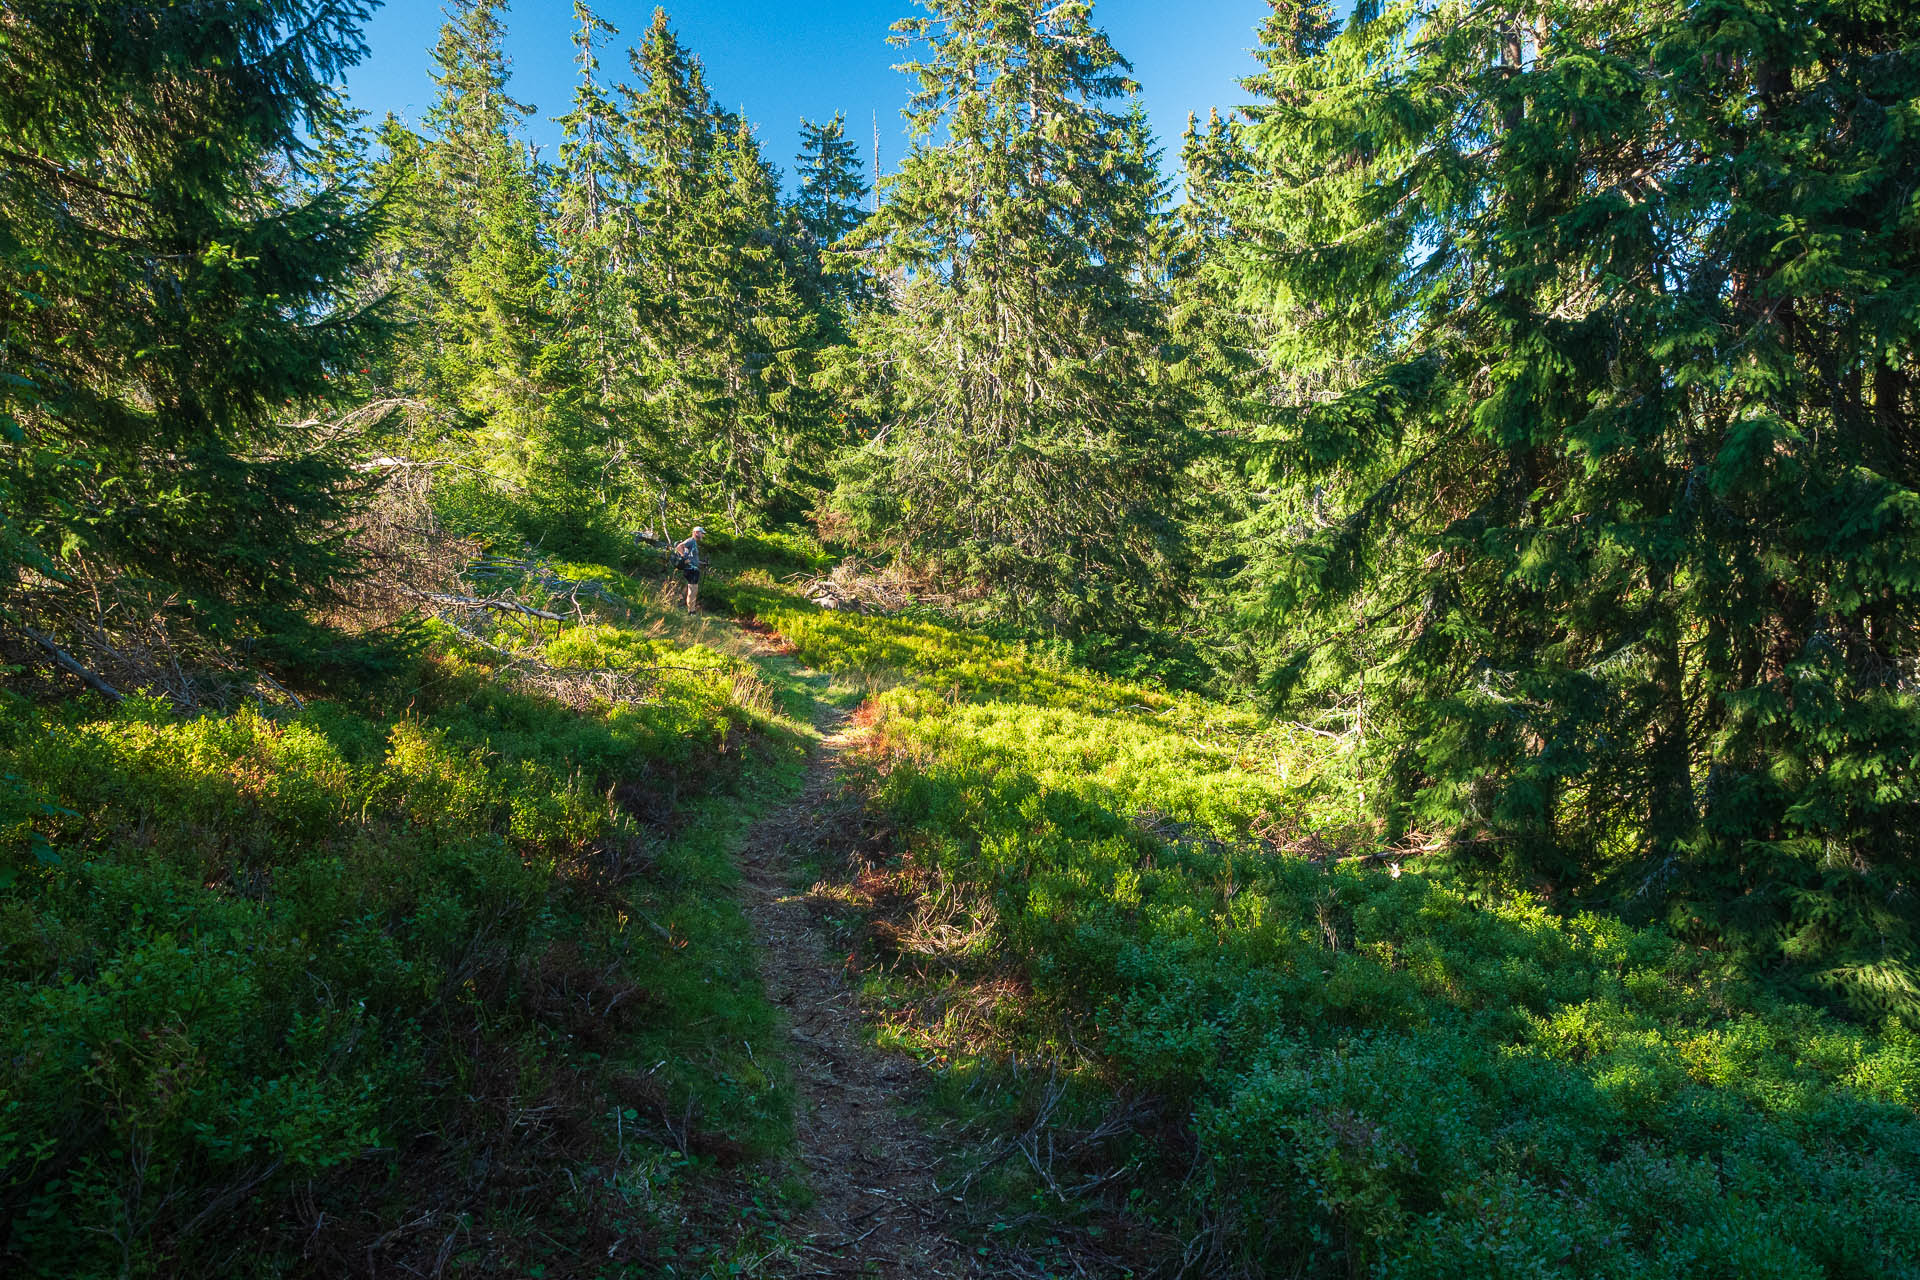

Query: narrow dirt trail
[[734, 699, 987, 1279]]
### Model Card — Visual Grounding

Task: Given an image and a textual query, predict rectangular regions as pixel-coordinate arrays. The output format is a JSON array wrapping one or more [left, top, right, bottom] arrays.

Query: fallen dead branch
[[19, 623, 124, 702], [323, 461, 480, 634], [1141, 806, 1440, 877], [422, 593, 566, 623], [1, 572, 244, 710], [256, 670, 304, 712], [943, 1073, 1156, 1215], [787, 556, 957, 615], [412, 554, 753, 714], [467, 557, 634, 616]]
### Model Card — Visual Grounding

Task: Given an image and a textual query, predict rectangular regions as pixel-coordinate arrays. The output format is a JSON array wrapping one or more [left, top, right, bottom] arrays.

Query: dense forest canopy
[[2, 0, 1917, 1275]]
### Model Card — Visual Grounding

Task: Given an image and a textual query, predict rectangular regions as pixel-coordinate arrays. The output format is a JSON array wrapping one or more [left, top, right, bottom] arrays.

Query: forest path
[[720, 615, 989, 1278]]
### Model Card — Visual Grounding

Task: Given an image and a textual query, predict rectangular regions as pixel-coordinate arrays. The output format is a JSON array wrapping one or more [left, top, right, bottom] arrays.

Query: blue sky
[[341, 0, 1273, 186]]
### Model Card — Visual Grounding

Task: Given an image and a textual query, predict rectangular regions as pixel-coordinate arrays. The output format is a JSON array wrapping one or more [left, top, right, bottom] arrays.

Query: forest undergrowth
[[3, 0, 1916, 1274], [6, 532, 1919, 1279], [733, 583, 1920, 1279], [0, 546, 837, 1278]]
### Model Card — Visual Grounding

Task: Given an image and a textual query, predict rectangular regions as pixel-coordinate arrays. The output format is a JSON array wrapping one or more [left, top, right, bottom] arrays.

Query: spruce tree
[[618, 9, 721, 514], [620, 9, 716, 236], [444, 134, 549, 478], [794, 113, 869, 248], [366, 114, 447, 407], [837, 0, 1191, 632], [793, 113, 871, 306], [1152, 108, 1277, 684], [1163, 110, 1258, 438], [620, 10, 822, 523], [365, 0, 539, 444], [1232, 0, 1920, 1010], [555, 2, 626, 251], [424, 0, 535, 217], [542, 1, 641, 543], [421, 0, 541, 442], [0, 0, 384, 658], [553, 1, 634, 404]]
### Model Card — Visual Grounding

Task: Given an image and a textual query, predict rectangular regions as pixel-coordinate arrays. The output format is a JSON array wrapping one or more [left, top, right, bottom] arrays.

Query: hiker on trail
[[672, 527, 707, 613]]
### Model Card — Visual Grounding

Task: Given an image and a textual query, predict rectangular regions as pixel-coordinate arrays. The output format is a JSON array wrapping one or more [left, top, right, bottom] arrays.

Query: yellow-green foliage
[[735, 582, 1166, 714], [736, 581, 1365, 830], [750, 588, 1920, 1277], [0, 614, 785, 1276]]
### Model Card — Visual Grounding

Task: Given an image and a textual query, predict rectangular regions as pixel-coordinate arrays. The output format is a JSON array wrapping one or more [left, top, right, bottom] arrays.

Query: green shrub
[[755, 588, 1920, 1276], [0, 614, 780, 1275]]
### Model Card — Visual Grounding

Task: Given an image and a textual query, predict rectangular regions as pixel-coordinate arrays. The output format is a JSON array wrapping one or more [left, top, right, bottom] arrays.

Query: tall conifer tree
[[1232, 0, 1920, 1009], [794, 113, 869, 248], [837, 0, 1191, 631], [553, 1, 633, 403], [793, 113, 871, 307], [367, 0, 539, 439], [542, 2, 642, 540], [1154, 109, 1276, 683], [0, 0, 384, 655], [424, 0, 534, 212], [621, 9, 821, 522], [427, 1, 544, 472], [367, 114, 449, 408]]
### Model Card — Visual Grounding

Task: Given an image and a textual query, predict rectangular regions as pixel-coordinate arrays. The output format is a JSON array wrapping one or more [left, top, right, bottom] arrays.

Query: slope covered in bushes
[[740, 584, 1920, 1278], [0, 565, 810, 1276]]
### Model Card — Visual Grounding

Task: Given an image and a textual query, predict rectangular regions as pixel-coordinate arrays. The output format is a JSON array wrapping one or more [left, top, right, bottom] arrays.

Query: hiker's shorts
[[682, 567, 701, 585]]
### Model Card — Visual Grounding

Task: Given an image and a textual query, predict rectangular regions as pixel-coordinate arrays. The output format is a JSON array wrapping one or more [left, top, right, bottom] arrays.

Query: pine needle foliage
[[835, 0, 1196, 634], [0, 0, 386, 643], [1230, 0, 1920, 1012]]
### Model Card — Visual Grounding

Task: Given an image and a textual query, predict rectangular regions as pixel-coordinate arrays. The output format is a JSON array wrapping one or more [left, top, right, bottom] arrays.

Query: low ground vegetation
[[0, 559, 810, 1276], [6, 543, 1917, 1277], [745, 585, 1920, 1278]]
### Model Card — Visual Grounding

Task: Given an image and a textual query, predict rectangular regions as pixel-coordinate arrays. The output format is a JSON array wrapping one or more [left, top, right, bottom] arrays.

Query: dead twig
[[422, 593, 566, 622], [256, 670, 304, 711]]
